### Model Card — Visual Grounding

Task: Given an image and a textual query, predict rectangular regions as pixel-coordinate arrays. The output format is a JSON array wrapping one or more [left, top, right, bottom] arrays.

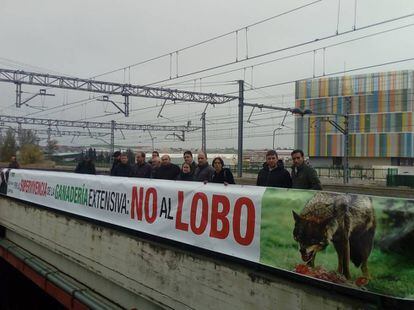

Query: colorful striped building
[[295, 70, 414, 167]]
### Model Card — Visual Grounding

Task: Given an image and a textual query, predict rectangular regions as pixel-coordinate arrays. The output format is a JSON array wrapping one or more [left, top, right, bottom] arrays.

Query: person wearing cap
[[110, 151, 121, 176]]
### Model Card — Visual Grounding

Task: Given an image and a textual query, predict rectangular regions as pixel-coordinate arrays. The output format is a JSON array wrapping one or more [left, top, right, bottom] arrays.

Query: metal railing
[[229, 164, 391, 181]]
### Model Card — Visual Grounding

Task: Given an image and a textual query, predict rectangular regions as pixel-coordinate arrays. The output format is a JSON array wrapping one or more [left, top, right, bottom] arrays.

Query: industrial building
[[295, 70, 413, 169]]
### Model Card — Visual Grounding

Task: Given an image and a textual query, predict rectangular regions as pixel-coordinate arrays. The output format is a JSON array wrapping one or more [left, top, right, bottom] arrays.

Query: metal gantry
[[24, 128, 110, 138], [0, 115, 201, 160], [0, 115, 200, 132], [0, 68, 238, 116]]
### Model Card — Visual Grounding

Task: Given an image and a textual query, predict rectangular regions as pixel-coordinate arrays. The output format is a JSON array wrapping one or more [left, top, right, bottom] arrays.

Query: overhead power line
[[248, 56, 414, 92], [91, 0, 322, 79], [18, 10, 414, 120], [156, 21, 414, 89], [145, 11, 414, 87]]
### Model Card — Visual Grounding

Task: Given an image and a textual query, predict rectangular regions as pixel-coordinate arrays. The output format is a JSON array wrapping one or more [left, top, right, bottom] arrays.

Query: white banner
[[3, 169, 265, 262]]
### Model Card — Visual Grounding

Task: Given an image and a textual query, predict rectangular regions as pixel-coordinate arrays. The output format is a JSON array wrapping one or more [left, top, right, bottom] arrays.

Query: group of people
[[75, 148, 321, 190], [256, 149, 322, 190], [107, 150, 235, 184]]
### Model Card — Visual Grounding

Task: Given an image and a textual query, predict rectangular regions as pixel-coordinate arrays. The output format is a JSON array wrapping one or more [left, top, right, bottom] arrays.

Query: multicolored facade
[[295, 71, 414, 161]]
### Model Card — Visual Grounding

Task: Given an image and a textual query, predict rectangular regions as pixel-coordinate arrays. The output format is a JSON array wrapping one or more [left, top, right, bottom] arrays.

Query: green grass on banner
[[260, 188, 414, 299]]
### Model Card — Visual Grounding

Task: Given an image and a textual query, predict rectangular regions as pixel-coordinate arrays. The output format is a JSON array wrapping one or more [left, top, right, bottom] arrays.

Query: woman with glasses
[[211, 157, 235, 185]]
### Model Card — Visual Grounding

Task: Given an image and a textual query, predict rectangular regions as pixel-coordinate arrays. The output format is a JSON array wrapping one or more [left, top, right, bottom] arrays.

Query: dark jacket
[[176, 172, 194, 181], [133, 162, 152, 178], [291, 164, 322, 190], [256, 164, 292, 188], [112, 163, 133, 177], [211, 168, 235, 184], [155, 164, 180, 180], [110, 159, 120, 176], [151, 167, 159, 179], [0, 170, 9, 195], [194, 163, 214, 182], [75, 161, 96, 175], [189, 161, 197, 175]]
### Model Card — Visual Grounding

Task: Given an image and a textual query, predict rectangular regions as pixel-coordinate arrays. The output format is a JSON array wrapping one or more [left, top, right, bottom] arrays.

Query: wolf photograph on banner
[[260, 188, 414, 299], [292, 193, 376, 280]]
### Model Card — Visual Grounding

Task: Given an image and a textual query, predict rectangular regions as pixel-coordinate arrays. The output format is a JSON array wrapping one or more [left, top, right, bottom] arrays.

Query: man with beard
[[256, 150, 292, 188], [133, 151, 151, 178], [291, 149, 322, 190]]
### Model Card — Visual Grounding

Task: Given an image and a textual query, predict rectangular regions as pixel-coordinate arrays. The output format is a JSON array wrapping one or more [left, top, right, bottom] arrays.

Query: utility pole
[[272, 127, 282, 150], [15, 83, 21, 107], [201, 103, 208, 154], [148, 131, 156, 151], [47, 124, 52, 159], [110, 120, 115, 164], [17, 122, 22, 146], [237, 80, 244, 178], [343, 97, 351, 184], [201, 112, 206, 154]]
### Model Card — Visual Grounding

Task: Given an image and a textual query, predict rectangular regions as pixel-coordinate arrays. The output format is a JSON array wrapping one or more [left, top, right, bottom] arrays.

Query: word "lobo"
[[130, 186, 256, 246]]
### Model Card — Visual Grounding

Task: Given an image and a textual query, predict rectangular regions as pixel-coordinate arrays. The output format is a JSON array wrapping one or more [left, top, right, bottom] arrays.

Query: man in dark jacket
[[75, 156, 96, 175], [194, 151, 214, 182], [133, 151, 151, 178], [183, 150, 197, 175], [111, 153, 133, 177], [291, 149, 322, 190], [110, 151, 121, 176], [150, 156, 161, 179], [155, 155, 180, 180], [256, 150, 292, 188]]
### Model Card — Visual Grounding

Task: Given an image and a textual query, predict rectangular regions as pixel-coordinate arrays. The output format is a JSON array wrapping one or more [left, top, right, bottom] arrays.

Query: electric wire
[[90, 0, 322, 79], [145, 12, 414, 87]]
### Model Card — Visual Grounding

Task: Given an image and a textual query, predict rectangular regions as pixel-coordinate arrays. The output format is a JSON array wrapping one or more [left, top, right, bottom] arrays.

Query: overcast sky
[[1, 0, 414, 151]]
